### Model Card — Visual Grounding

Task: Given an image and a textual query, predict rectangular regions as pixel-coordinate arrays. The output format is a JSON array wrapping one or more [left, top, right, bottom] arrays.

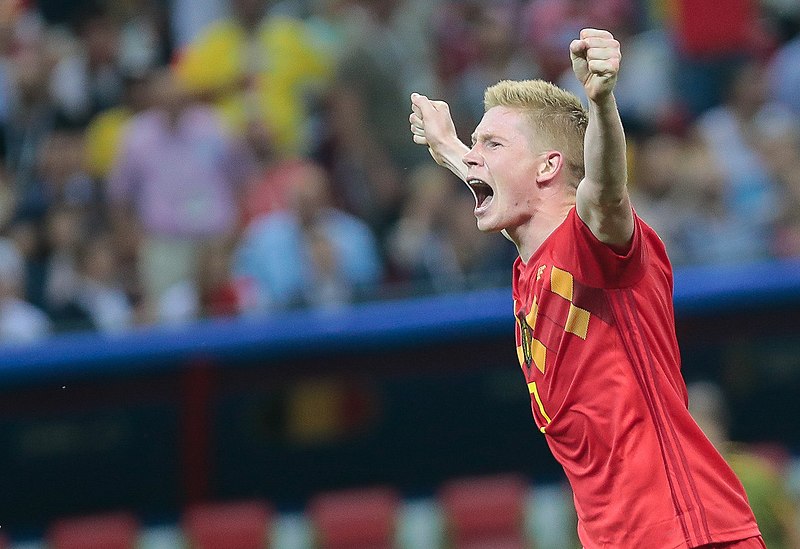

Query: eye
[[487, 141, 501, 149]]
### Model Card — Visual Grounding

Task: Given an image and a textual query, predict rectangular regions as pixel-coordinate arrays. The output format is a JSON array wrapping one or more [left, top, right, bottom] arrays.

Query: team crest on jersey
[[517, 312, 534, 371]]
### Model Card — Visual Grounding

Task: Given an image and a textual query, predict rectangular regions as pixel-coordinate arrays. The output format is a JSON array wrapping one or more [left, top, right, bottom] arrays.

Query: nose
[[462, 146, 481, 167]]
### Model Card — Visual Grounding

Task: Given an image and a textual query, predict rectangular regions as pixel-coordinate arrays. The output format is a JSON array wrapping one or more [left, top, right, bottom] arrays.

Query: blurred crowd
[[0, 0, 798, 342]]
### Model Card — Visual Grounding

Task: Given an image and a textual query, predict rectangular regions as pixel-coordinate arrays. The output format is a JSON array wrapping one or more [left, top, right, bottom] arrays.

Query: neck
[[509, 200, 575, 263]]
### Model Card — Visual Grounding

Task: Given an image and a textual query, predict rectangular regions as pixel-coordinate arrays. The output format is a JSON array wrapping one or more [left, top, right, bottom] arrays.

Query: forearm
[[577, 92, 634, 248], [583, 94, 627, 203]]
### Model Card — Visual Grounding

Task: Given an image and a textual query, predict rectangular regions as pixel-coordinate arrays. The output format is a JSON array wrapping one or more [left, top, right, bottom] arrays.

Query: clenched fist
[[569, 28, 621, 103], [410, 92, 460, 168]]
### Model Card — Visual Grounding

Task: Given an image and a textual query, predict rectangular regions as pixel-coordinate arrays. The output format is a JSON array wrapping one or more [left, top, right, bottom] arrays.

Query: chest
[[515, 261, 614, 371], [513, 261, 624, 427]]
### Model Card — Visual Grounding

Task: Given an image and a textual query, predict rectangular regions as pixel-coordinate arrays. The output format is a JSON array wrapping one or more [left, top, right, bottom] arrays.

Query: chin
[[475, 218, 501, 233]]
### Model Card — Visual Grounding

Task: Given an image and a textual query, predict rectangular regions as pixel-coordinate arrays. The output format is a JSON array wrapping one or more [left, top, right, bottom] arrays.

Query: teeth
[[465, 178, 493, 210], [467, 179, 490, 192]]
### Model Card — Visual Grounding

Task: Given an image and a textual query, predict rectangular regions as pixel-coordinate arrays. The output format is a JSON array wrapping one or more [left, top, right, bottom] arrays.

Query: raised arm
[[409, 93, 470, 182], [570, 29, 634, 250]]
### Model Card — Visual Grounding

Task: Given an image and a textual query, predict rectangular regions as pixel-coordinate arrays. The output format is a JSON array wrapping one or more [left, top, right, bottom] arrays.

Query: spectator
[[668, 0, 769, 117], [5, 31, 59, 200], [18, 129, 101, 328], [443, 1, 539, 139], [678, 130, 769, 265], [694, 60, 782, 260], [41, 205, 87, 330], [431, 0, 482, 87], [386, 164, 513, 292], [5, 212, 47, 309], [239, 117, 311, 226], [112, 0, 172, 76], [325, 0, 434, 239], [0, 237, 51, 344], [159, 237, 256, 324], [234, 160, 382, 310], [767, 21, 800, 117], [34, 129, 97, 212], [169, 0, 226, 50], [303, 0, 366, 67], [49, 1, 126, 127], [0, 9, 21, 159], [0, 0, 794, 345], [386, 165, 457, 286], [174, 0, 333, 156], [83, 71, 151, 181], [775, 207, 800, 254], [107, 66, 253, 318], [754, 105, 800, 257], [71, 232, 134, 333], [631, 133, 696, 265]]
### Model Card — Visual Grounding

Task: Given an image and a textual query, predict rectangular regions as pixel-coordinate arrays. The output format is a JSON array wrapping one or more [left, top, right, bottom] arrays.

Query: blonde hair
[[484, 79, 588, 185]]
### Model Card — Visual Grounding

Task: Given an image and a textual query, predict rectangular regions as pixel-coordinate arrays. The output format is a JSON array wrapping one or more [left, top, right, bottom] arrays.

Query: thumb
[[569, 39, 587, 60], [411, 92, 437, 118]]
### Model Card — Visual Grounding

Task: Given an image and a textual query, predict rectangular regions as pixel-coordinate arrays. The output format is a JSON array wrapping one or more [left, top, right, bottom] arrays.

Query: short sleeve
[[560, 208, 649, 289]]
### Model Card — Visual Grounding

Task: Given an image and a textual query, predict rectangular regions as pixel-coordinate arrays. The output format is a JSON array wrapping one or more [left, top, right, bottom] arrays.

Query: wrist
[[588, 92, 617, 112], [437, 137, 468, 164]]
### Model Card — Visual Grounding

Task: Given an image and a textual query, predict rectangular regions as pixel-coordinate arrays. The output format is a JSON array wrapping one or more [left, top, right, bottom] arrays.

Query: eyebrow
[[470, 132, 502, 146]]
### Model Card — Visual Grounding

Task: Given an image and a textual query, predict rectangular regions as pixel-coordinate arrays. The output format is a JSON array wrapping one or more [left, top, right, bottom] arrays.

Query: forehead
[[473, 106, 532, 141]]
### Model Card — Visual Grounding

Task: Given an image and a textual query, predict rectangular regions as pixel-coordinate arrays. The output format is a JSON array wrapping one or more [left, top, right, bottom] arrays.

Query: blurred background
[[0, 0, 799, 547]]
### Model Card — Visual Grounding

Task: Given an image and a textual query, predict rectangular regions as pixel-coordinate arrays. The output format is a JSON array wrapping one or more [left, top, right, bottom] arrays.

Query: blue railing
[[2, 258, 800, 383]]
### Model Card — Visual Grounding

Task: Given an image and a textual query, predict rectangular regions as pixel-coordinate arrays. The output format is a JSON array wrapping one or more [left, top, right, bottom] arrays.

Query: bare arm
[[409, 93, 470, 182], [571, 29, 634, 250]]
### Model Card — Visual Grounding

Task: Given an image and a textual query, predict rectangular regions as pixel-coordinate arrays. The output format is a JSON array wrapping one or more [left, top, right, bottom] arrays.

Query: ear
[[535, 151, 563, 186]]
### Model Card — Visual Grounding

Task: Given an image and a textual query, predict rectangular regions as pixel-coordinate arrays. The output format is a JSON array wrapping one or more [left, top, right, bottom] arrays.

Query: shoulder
[[558, 208, 668, 289]]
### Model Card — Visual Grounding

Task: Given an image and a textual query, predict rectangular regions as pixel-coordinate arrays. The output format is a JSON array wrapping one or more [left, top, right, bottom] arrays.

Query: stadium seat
[[46, 511, 140, 549], [182, 499, 273, 549], [307, 485, 401, 549], [438, 473, 531, 549]]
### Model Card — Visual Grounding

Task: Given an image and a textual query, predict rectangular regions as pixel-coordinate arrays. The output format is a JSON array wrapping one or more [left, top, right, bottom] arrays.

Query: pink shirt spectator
[[108, 106, 249, 238]]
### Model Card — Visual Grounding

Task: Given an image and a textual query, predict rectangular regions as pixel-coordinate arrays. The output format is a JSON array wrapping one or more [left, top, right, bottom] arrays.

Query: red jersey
[[512, 208, 760, 548]]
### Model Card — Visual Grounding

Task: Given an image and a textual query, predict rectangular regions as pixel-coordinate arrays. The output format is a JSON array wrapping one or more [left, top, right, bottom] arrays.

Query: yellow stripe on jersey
[[527, 381, 552, 432], [565, 303, 590, 340], [550, 266, 573, 301], [531, 338, 547, 374]]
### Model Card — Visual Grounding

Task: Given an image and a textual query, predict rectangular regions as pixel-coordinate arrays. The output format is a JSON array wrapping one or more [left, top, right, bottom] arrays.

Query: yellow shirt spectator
[[175, 15, 332, 156]]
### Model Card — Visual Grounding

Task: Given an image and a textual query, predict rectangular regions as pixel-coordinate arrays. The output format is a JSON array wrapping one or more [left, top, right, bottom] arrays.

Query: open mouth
[[467, 178, 494, 210]]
